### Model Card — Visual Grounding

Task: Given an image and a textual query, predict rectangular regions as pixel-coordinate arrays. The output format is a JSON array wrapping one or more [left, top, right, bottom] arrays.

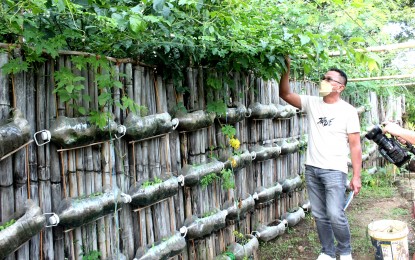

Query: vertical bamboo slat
[[0, 53, 13, 225]]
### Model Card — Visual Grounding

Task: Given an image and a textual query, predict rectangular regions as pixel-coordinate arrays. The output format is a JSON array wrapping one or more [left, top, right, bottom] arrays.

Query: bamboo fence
[[0, 51, 397, 260]]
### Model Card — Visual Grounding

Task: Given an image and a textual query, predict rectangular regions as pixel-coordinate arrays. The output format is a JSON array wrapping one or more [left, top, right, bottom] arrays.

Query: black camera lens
[[365, 125, 382, 140]]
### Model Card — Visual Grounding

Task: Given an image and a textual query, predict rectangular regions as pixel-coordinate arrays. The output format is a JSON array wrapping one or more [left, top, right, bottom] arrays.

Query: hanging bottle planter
[[182, 209, 228, 239], [133, 232, 186, 260], [41, 116, 125, 148], [224, 194, 255, 221], [217, 102, 251, 124], [223, 150, 256, 171], [281, 207, 305, 227], [256, 219, 288, 242], [300, 200, 311, 213], [178, 159, 225, 186], [0, 200, 46, 259], [124, 112, 179, 141], [0, 108, 31, 160], [275, 104, 298, 119], [250, 145, 281, 162], [362, 143, 377, 162], [106, 253, 128, 260], [248, 102, 278, 119], [356, 105, 366, 115], [366, 166, 377, 175], [175, 110, 216, 132], [128, 175, 179, 208], [56, 187, 132, 229], [226, 234, 259, 260], [279, 174, 303, 194], [277, 138, 300, 155], [253, 183, 283, 204]]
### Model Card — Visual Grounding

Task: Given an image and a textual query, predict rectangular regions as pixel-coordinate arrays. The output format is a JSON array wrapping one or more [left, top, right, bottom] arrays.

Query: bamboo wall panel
[[0, 53, 393, 260]]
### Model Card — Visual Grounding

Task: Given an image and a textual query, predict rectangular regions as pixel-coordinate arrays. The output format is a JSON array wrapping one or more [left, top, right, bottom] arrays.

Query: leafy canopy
[[1, 0, 415, 119]]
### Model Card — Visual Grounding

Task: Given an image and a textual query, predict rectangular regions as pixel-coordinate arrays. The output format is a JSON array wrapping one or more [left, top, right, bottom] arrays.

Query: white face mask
[[319, 80, 333, 97]]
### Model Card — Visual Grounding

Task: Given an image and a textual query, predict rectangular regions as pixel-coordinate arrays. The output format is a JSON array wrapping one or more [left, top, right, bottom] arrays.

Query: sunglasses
[[321, 76, 344, 85]]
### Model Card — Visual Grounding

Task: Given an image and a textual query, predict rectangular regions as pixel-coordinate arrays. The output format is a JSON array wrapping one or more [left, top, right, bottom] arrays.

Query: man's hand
[[350, 175, 361, 196], [284, 55, 291, 68]]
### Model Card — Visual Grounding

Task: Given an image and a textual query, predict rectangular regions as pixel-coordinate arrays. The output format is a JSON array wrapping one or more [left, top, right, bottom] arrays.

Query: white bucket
[[368, 219, 409, 260]]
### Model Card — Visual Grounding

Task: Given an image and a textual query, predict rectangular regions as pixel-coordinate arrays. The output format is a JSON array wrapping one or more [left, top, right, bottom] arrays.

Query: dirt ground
[[258, 177, 415, 260]]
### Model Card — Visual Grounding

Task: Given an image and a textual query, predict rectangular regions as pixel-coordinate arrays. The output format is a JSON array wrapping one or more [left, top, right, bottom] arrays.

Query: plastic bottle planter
[[362, 143, 377, 162], [253, 183, 283, 204], [356, 106, 366, 115], [124, 112, 179, 141], [0, 200, 46, 259], [300, 200, 311, 213], [178, 159, 225, 186], [248, 102, 279, 119], [366, 166, 377, 175], [0, 108, 31, 159], [106, 253, 128, 260], [281, 207, 305, 227], [226, 234, 259, 260], [217, 102, 251, 124], [256, 219, 288, 242], [250, 145, 282, 162], [275, 104, 298, 119], [277, 138, 300, 155], [133, 232, 186, 260], [175, 110, 216, 132], [279, 174, 303, 194], [45, 116, 125, 148], [223, 150, 256, 171], [248, 103, 298, 120], [223, 195, 255, 221], [182, 209, 228, 240], [128, 175, 179, 208], [56, 187, 132, 229]]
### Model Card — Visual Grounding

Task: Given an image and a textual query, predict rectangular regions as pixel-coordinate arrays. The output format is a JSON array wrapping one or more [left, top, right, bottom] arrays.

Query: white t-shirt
[[300, 95, 360, 173]]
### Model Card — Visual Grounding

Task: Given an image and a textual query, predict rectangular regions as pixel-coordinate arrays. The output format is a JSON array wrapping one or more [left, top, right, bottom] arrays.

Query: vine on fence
[[53, 56, 146, 128]]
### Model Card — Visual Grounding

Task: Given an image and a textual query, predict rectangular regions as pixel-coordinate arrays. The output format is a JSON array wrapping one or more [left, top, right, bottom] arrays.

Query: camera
[[365, 125, 413, 167]]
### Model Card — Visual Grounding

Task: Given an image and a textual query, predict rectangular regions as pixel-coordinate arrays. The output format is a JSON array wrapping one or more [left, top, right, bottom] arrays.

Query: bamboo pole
[[329, 42, 415, 57], [349, 74, 415, 82], [379, 82, 415, 87]]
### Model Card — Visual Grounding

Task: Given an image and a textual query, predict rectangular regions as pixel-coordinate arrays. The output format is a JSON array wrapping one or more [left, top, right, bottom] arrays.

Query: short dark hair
[[328, 68, 348, 86]]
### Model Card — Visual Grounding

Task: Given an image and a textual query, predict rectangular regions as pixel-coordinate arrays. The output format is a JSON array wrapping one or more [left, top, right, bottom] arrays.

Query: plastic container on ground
[[368, 219, 409, 260]]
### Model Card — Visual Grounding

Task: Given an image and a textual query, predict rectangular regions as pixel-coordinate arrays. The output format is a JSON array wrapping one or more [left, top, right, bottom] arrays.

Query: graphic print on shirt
[[317, 116, 334, 126]]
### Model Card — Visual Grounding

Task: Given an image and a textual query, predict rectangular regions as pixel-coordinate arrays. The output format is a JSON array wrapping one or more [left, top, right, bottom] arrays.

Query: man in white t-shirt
[[279, 57, 362, 260]]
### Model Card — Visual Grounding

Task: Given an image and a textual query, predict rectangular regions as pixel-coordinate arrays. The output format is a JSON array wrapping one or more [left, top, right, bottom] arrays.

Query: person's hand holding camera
[[382, 121, 415, 145]]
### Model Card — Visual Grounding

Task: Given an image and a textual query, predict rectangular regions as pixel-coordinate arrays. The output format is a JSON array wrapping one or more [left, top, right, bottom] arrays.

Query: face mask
[[319, 80, 333, 97]]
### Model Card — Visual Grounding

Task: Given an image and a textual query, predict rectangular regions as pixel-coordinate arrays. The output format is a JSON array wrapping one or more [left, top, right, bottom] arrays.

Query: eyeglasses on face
[[321, 76, 343, 85]]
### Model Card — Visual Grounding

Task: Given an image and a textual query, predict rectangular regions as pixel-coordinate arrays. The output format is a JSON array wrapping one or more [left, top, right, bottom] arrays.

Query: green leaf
[[52, 0, 66, 12], [1, 59, 29, 74], [65, 85, 74, 94], [78, 107, 87, 115], [207, 100, 226, 116], [98, 92, 112, 106], [367, 59, 379, 72], [129, 15, 147, 33], [298, 34, 310, 46]]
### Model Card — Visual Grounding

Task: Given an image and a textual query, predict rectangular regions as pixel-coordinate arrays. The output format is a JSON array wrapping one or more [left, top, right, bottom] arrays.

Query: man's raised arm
[[279, 57, 301, 109]]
